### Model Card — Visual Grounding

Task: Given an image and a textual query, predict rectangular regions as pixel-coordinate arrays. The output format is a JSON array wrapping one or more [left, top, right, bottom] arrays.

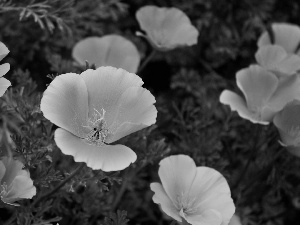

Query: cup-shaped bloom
[[257, 23, 300, 54], [72, 35, 140, 73], [220, 65, 300, 125], [255, 45, 300, 76], [136, 6, 199, 51], [0, 42, 11, 97], [150, 155, 235, 225], [40, 66, 157, 172], [0, 157, 36, 206], [273, 100, 300, 157]]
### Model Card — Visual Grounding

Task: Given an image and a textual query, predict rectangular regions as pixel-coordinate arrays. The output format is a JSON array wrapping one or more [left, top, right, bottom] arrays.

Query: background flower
[[72, 35, 140, 73], [257, 23, 300, 54], [150, 155, 235, 225], [0, 42, 11, 97], [273, 100, 300, 157], [220, 65, 300, 124], [136, 5, 199, 51], [255, 45, 300, 76], [40, 66, 157, 172], [0, 157, 36, 206]]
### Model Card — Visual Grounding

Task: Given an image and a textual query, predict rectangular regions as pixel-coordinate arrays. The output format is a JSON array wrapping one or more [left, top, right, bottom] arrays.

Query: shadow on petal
[[185, 209, 222, 225], [54, 128, 137, 172]]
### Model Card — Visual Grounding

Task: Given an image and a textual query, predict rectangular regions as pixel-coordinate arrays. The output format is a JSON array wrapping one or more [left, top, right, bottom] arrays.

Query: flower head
[[136, 5, 199, 51], [72, 35, 140, 73], [150, 155, 235, 225], [0, 157, 36, 206], [255, 45, 300, 76], [273, 100, 300, 157], [220, 65, 300, 124], [40, 66, 157, 171], [257, 23, 300, 54], [0, 42, 11, 97]]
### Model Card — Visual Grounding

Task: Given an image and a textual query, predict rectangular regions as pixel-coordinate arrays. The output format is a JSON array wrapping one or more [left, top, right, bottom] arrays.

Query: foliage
[[1, 0, 300, 224]]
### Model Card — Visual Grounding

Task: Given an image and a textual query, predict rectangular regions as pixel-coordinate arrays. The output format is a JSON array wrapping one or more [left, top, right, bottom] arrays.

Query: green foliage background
[[0, 0, 300, 224]]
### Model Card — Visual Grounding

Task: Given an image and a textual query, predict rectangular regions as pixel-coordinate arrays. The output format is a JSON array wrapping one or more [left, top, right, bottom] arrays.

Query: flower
[[257, 23, 300, 54], [0, 42, 11, 97], [255, 45, 300, 76], [150, 155, 235, 225], [136, 5, 199, 51], [40, 66, 157, 171], [0, 157, 36, 206], [220, 65, 300, 124], [228, 214, 242, 225], [72, 35, 140, 73], [273, 100, 300, 157]]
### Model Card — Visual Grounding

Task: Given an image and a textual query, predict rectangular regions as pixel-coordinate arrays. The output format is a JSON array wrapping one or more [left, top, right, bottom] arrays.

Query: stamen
[[83, 108, 112, 146]]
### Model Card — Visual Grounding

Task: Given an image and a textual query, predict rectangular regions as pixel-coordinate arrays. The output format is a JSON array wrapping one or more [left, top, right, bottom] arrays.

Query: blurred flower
[[0, 157, 36, 206], [255, 45, 300, 76], [273, 100, 300, 157], [220, 65, 300, 124], [229, 214, 242, 225], [0, 42, 11, 97], [150, 155, 235, 225], [40, 66, 157, 171], [72, 35, 140, 73], [136, 5, 199, 51], [257, 23, 300, 54]]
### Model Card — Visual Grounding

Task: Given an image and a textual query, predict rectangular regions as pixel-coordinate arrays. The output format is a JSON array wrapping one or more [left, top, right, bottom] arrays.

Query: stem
[[137, 49, 156, 74], [31, 163, 85, 208]]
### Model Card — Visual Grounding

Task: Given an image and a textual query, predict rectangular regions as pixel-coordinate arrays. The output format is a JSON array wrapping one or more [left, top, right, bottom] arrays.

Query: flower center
[[177, 192, 198, 217], [83, 108, 111, 146]]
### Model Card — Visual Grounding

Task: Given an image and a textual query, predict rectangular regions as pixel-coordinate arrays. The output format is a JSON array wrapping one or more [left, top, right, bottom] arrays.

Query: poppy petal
[[72, 35, 140, 73], [40, 73, 89, 138], [189, 167, 235, 225], [0, 161, 6, 182], [0, 77, 11, 97], [0, 63, 10, 77], [1, 157, 24, 186], [268, 74, 300, 112], [0, 42, 9, 61], [157, 155, 197, 208], [185, 209, 222, 225], [219, 90, 269, 124], [80, 67, 143, 126], [136, 6, 198, 50], [150, 182, 182, 222], [236, 65, 278, 111], [107, 87, 157, 143], [3, 174, 36, 201], [255, 45, 287, 68], [54, 128, 137, 172], [258, 23, 300, 53]]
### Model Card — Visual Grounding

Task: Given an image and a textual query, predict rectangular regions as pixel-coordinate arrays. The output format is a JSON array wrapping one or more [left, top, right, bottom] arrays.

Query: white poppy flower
[[40, 66, 157, 171], [257, 23, 300, 54], [0, 157, 36, 206], [220, 65, 300, 124], [136, 5, 199, 51], [255, 45, 300, 76], [0, 42, 11, 97], [72, 35, 140, 73], [150, 155, 235, 225], [229, 214, 242, 225]]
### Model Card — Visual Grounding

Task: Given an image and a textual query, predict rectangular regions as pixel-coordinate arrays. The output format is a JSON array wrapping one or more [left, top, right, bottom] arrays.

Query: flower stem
[[31, 162, 85, 207], [137, 49, 156, 74]]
